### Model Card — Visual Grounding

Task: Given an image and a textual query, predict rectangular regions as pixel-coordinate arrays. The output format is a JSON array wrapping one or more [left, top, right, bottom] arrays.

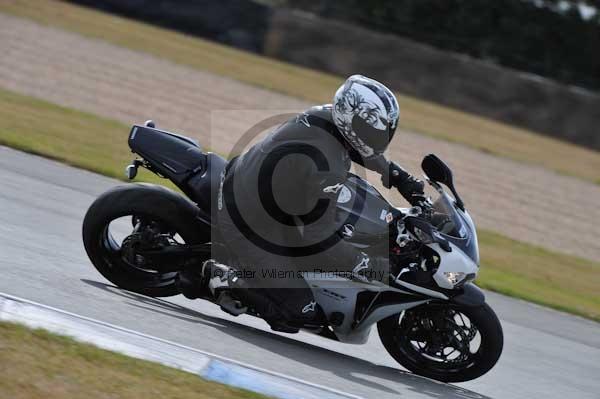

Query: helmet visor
[[351, 114, 392, 156]]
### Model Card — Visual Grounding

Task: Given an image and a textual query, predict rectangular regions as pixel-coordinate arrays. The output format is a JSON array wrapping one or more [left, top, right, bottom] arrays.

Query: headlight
[[442, 271, 477, 288], [443, 271, 466, 286]]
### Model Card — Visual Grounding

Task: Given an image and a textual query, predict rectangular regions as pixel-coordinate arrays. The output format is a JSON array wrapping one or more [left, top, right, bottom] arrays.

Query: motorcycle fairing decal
[[130, 126, 139, 140], [295, 112, 311, 127], [352, 254, 370, 274], [342, 224, 355, 238], [320, 288, 347, 302], [302, 301, 317, 313], [323, 183, 344, 194], [217, 170, 225, 211], [337, 185, 352, 203], [385, 212, 394, 224]]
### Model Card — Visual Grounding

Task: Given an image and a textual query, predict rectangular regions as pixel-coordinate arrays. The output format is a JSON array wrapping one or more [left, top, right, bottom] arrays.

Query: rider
[[188, 75, 428, 332]]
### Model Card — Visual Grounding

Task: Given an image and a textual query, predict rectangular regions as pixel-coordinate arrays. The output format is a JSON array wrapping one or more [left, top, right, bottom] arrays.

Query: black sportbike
[[83, 122, 503, 382]]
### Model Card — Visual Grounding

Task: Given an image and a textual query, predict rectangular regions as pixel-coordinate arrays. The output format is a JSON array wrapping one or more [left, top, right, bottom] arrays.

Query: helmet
[[332, 75, 400, 158]]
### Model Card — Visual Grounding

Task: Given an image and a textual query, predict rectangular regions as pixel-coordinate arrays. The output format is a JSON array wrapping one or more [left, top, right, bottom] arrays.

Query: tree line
[[279, 0, 599, 91]]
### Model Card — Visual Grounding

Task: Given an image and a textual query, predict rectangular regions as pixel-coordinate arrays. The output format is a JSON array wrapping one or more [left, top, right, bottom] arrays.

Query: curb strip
[[0, 293, 361, 399]]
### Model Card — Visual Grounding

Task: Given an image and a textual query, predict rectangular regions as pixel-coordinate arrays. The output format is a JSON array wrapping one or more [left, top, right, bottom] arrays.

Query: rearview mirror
[[421, 154, 465, 210], [422, 154, 453, 186]]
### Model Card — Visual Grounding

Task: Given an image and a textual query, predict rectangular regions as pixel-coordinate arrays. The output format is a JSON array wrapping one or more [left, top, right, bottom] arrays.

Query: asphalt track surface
[[1, 146, 599, 399]]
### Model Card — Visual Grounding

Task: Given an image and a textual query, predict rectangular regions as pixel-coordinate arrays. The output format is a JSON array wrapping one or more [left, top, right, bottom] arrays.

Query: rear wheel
[[82, 184, 209, 297], [378, 303, 503, 382]]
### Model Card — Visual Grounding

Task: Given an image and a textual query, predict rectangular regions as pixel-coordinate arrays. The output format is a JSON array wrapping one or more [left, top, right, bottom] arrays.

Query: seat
[[187, 153, 227, 214], [129, 125, 206, 185]]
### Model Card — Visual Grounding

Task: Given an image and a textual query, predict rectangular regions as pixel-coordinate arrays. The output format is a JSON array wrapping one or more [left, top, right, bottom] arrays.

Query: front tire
[[82, 184, 209, 297], [378, 303, 503, 382]]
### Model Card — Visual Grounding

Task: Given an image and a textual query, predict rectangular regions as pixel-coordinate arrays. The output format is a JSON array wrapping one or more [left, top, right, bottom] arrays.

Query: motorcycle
[[82, 121, 503, 382]]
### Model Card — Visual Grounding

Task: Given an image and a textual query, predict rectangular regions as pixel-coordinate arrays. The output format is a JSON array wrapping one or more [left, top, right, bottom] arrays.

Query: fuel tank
[[334, 173, 395, 246]]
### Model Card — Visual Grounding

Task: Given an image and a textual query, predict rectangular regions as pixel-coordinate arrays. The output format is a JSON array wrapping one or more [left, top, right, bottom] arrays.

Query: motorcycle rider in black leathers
[[196, 75, 428, 332]]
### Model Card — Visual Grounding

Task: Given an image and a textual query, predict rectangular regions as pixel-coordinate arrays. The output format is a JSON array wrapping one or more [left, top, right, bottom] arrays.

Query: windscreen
[[432, 190, 480, 264]]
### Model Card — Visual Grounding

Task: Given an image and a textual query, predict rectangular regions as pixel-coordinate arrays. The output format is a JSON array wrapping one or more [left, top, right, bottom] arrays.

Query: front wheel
[[378, 303, 503, 382]]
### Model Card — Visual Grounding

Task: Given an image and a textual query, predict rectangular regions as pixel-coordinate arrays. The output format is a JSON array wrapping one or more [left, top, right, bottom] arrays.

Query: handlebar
[[396, 209, 452, 252]]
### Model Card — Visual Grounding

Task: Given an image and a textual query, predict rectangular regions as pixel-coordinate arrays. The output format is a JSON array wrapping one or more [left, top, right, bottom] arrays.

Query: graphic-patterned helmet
[[332, 75, 400, 158]]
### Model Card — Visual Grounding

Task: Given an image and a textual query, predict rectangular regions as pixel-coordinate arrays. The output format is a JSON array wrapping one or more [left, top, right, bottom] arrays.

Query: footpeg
[[216, 292, 247, 316]]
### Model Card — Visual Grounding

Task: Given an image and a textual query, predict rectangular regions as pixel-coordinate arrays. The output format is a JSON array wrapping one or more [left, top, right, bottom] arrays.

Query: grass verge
[[0, 0, 599, 184], [478, 231, 599, 321], [0, 87, 598, 321], [0, 87, 167, 186], [0, 321, 266, 399]]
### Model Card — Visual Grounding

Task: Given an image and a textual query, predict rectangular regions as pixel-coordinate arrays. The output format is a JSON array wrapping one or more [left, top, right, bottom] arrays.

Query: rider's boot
[[190, 261, 321, 334], [178, 258, 235, 302], [227, 277, 304, 333], [177, 259, 208, 299], [200, 260, 249, 316], [204, 259, 231, 295]]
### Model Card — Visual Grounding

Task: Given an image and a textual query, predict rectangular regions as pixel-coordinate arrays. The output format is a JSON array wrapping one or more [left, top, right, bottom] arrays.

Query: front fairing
[[334, 173, 480, 267], [432, 190, 479, 265]]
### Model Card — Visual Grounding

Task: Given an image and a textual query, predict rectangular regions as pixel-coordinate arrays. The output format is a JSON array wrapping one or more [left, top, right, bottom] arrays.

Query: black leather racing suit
[[217, 105, 424, 324]]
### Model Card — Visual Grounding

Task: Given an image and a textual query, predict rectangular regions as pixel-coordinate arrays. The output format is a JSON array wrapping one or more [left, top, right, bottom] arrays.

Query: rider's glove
[[381, 161, 427, 207]]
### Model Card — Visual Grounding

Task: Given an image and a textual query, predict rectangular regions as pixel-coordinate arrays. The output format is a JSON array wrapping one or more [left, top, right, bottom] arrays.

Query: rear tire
[[82, 184, 209, 297], [378, 303, 503, 382]]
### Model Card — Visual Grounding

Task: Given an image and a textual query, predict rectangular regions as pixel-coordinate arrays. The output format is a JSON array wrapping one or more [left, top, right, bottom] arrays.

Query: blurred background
[[70, 0, 600, 148], [0, 1, 598, 398]]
